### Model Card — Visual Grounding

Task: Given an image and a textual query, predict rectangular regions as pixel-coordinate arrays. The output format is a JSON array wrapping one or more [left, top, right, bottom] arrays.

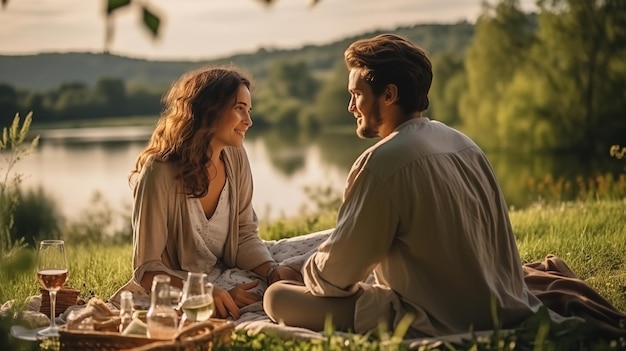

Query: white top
[[187, 181, 231, 282]]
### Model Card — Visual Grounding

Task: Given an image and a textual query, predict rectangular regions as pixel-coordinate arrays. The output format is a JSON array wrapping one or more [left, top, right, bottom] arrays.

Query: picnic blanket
[[107, 230, 333, 340], [522, 254, 626, 337], [143, 233, 625, 340], [12, 231, 626, 344], [207, 229, 332, 340], [233, 242, 626, 341]]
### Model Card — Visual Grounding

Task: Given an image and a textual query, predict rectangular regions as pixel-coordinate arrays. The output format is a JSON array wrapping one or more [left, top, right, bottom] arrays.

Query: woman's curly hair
[[130, 66, 252, 198]]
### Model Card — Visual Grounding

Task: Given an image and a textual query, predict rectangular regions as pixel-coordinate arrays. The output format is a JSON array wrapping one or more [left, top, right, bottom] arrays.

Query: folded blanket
[[523, 254, 626, 337]]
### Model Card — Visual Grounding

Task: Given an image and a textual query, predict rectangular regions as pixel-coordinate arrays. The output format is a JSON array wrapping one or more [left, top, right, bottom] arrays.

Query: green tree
[[20, 92, 46, 121], [429, 53, 466, 126], [96, 77, 126, 105], [528, 0, 626, 153], [255, 60, 320, 129], [95, 77, 128, 116], [125, 87, 161, 116], [0, 84, 19, 126], [493, 70, 548, 152], [459, 0, 534, 150], [266, 60, 319, 101], [53, 83, 94, 120], [314, 59, 352, 127]]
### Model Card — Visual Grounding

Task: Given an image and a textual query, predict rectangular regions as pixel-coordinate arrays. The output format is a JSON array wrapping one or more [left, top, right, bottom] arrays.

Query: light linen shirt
[[303, 117, 543, 337]]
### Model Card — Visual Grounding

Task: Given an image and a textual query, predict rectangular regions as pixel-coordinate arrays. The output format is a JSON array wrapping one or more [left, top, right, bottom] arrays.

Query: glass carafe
[[118, 290, 134, 333], [146, 275, 178, 339]]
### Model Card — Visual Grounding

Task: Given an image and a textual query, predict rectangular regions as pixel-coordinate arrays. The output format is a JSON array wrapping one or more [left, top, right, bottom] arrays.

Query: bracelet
[[266, 262, 280, 284]]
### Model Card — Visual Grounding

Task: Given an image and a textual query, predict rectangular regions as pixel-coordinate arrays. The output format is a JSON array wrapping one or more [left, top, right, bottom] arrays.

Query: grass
[[512, 200, 626, 309], [1, 199, 625, 350]]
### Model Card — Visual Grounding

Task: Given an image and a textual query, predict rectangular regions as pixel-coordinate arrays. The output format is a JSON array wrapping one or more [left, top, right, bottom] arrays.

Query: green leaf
[[142, 6, 160, 37], [107, 0, 131, 14], [391, 312, 415, 342]]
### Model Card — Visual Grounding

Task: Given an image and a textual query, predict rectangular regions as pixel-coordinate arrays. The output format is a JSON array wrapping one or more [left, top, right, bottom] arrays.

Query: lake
[[12, 126, 375, 225], [10, 125, 622, 229]]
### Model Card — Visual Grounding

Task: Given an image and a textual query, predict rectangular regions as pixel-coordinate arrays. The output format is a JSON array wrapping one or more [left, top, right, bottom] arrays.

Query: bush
[[0, 112, 40, 252], [12, 187, 62, 247]]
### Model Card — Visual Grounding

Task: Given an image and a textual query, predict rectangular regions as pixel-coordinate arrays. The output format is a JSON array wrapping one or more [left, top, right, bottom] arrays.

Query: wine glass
[[36, 239, 68, 338], [178, 272, 214, 329]]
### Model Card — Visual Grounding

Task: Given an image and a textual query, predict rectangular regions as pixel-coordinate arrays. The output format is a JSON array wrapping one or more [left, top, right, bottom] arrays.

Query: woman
[[115, 66, 301, 319]]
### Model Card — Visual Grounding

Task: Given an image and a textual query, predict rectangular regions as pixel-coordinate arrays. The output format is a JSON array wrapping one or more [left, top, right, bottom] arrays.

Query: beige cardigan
[[131, 146, 273, 286]]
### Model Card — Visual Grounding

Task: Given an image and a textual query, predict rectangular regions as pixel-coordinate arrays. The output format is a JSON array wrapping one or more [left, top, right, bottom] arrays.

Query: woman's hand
[[212, 281, 262, 319], [269, 266, 303, 285], [228, 280, 262, 308], [212, 286, 241, 319]]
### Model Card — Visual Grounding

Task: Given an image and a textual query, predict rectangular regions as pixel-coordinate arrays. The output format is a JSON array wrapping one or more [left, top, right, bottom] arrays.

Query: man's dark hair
[[344, 34, 432, 113]]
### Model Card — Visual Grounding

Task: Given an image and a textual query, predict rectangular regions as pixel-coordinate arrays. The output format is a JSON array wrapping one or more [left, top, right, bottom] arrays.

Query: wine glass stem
[[49, 290, 57, 329]]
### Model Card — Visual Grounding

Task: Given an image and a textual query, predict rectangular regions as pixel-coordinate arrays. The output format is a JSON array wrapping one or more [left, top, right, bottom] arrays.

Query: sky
[[0, 0, 537, 61]]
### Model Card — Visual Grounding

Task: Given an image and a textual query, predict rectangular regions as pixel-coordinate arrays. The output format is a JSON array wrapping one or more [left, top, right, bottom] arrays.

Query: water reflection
[[37, 126, 154, 145], [14, 126, 624, 225], [248, 129, 311, 177]]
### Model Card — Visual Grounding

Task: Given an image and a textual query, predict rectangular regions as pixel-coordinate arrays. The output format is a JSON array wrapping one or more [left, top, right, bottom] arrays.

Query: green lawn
[[1, 199, 625, 350]]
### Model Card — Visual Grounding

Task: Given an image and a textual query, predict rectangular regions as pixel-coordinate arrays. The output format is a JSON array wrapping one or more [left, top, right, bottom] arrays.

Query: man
[[263, 33, 544, 338]]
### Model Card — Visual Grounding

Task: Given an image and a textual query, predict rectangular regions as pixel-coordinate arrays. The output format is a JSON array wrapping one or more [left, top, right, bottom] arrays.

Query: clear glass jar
[[118, 290, 133, 333], [146, 275, 178, 339]]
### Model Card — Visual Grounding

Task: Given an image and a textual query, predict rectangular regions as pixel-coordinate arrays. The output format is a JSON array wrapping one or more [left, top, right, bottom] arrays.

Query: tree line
[[0, 58, 349, 131], [455, 0, 626, 155]]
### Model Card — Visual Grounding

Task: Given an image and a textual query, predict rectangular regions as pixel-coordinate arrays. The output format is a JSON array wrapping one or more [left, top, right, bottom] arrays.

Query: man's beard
[[356, 102, 383, 139]]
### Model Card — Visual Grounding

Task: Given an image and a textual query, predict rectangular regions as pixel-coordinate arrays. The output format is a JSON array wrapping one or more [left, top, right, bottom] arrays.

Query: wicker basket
[[59, 318, 233, 351]]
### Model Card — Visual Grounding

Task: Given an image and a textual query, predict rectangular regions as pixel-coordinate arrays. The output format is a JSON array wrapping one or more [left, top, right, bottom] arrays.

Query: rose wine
[[181, 294, 214, 322], [38, 269, 68, 291]]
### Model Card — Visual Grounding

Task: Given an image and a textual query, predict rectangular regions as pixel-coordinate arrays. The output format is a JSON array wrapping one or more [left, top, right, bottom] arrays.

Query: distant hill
[[0, 53, 202, 91], [0, 22, 474, 91]]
